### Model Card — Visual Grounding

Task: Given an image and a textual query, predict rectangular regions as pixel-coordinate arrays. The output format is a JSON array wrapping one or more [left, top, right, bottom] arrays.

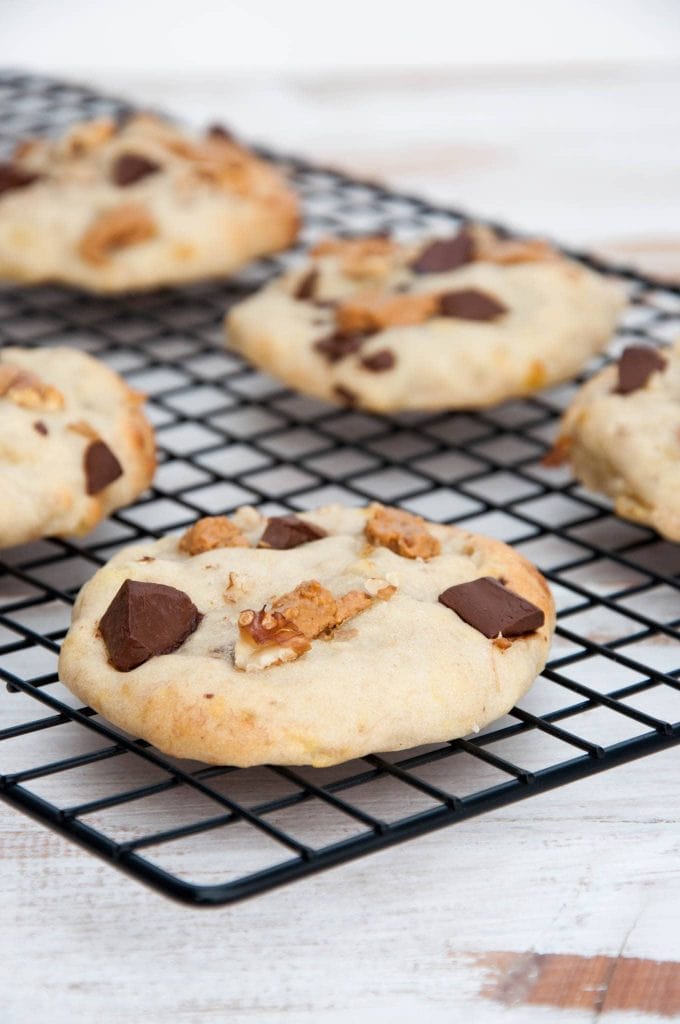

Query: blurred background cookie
[[0, 346, 155, 545], [0, 114, 299, 292]]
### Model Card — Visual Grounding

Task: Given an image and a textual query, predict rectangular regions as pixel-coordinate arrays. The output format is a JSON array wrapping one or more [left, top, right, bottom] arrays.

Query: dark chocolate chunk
[[0, 162, 40, 197], [438, 576, 544, 638], [259, 514, 328, 550], [410, 229, 474, 274], [615, 345, 667, 395], [112, 152, 161, 187], [438, 288, 507, 321], [99, 579, 202, 671], [84, 440, 123, 495], [313, 331, 368, 363], [333, 384, 358, 406], [361, 349, 395, 372], [207, 123, 234, 142], [295, 268, 318, 301], [33, 420, 48, 436], [112, 152, 159, 185]]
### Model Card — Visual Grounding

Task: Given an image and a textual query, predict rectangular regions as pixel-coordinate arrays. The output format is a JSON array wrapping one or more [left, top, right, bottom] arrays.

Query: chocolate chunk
[[361, 349, 395, 372], [438, 288, 507, 321], [33, 420, 48, 436], [0, 162, 40, 197], [410, 229, 474, 274], [207, 123, 234, 141], [438, 576, 544, 638], [84, 440, 123, 495], [295, 268, 318, 301], [112, 153, 161, 187], [333, 384, 358, 406], [99, 579, 202, 671], [313, 331, 368, 363], [615, 345, 667, 395], [259, 514, 328, 550]]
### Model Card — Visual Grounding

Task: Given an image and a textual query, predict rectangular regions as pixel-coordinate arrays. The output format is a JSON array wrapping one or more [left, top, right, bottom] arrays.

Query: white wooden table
[[2, 66, 680, 1022]]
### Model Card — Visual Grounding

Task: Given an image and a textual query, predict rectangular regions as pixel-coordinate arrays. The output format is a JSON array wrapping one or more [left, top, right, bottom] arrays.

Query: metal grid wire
[[0, 71, 678, 906]]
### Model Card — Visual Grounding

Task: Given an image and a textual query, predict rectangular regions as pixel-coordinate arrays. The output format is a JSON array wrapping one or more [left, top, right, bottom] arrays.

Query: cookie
[[59, 503, 555, 767], [550, 341, 680, 541], [0, 115, 299, 292], [226, 225, 623, 412], [0, 347, 155, 546]]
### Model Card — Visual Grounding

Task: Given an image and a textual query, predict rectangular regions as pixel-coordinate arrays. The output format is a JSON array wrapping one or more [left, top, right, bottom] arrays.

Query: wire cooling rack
[[0, 72, 678, 907]]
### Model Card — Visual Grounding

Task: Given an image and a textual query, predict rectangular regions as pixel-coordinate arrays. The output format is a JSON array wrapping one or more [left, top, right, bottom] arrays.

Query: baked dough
[[226, 227, 624, 412], [552, 341, 680, 541], [0, 115, 299, 292], [59, 503, 555, 767], [0, 346, 155, 546]]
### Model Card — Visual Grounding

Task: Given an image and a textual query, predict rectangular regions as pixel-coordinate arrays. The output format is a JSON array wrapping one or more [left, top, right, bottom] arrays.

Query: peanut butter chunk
[[179, 516, 250, 556], [336, 290, 438, 334], [365, 505, 441, 560]]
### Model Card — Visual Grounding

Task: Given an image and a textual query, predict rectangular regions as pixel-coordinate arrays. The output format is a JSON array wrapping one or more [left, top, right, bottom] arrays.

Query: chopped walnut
[[0, 364, 65, 412], [79, 203, 157, 266], [336, 290, 438, 334], [223, 571, 247, 603], [235, 609, 310, 671], [236, 576, 395, 671], [365, 505, 441, 560], [179, 516, 250, 556], [471, 224, 557, 265], [310, 236, 403, 281], [364, 577, 398, 600], [67, 419, 99, 441]]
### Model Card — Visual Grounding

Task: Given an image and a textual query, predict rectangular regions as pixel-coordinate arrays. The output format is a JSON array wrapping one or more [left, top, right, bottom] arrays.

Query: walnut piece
[[79, 203, 157, 266], [236, 609, 310, 671], [365, 505, 441, 560], [235, 577, 395, 671], [471, 224, 557, 265], [179, 516, 250, 555], [0, 364, 65, 412], [336, 290, 438, 333], [310, 236, 403, 281]]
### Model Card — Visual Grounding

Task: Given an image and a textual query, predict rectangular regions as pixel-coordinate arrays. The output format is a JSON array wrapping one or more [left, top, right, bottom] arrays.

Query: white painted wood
[[1, 66, 679, 1022]]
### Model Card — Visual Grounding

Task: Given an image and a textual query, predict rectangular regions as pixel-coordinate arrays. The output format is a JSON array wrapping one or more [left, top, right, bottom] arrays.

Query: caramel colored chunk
[[271, 580, 338, 638], [236, 576, 395, 671], [62, 118, 117, 157], [365, 505, 441, 560], [179, 516, 250, 556], [310, 236, 402, 280], [336, 290, 438, 334], [335, 588, 372, 624], [236, 609, 311, 670], [79, 203, 157, 266], [0, 364, 64, 412], [471, 224, 557, 264]]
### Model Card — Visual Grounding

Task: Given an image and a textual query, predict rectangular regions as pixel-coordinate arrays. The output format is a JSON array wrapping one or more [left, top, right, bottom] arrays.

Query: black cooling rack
[[0, 72, 678, 907]]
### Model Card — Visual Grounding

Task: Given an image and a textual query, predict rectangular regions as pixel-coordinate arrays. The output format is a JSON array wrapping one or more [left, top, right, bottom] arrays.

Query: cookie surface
[[226, 226, 624, 412], [0, 115, 299, 292], [0, 346, 155, 546], [59, 504, 555, 767], [552, 342, 680, 541]]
